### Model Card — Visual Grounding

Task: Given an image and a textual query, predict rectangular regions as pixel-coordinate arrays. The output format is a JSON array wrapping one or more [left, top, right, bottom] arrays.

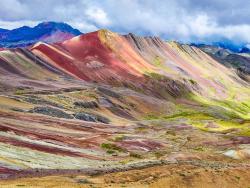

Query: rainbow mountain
[[0, 28, 249, 187]]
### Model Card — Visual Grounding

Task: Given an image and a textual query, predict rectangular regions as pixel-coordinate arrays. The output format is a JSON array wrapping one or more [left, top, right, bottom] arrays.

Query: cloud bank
[[0, 0, 249, 43]]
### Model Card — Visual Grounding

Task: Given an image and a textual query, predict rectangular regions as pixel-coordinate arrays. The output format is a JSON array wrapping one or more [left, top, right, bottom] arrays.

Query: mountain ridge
[[2, 29, 249, 100]]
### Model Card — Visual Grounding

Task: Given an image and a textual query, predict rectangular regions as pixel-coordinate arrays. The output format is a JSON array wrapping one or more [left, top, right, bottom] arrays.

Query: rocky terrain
[[0, 29, 249, 187]]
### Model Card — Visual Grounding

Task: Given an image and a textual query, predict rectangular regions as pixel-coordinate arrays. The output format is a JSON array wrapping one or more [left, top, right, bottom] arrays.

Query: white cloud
[[69, 21, 98, 33], [0, 20, 38, 29], [0, 0, 28, 20], [185, 14, 250, 43], [0, 0, 250, 44], [85, 7, 111, 26]]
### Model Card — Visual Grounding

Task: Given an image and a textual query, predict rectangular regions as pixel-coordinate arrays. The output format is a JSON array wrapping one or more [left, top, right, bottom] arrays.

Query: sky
[[0, 0, 250, 44]]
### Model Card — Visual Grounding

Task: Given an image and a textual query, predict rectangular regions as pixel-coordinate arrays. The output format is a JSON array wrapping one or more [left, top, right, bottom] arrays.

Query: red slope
[[31, 31, 145, 84], [31, 42, 90, 81]]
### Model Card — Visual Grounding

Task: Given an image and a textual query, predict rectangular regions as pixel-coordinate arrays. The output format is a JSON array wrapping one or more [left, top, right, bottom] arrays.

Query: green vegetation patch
[[144, 114, 159, 120], [146, 72, 167, 81], [112, 135, 126, 142], [129, 152, 143, 159], [15, 89, 26, 95], [189, 79, 197, 85], [152, 56, 162, 66], [100, 142, 126, 153]]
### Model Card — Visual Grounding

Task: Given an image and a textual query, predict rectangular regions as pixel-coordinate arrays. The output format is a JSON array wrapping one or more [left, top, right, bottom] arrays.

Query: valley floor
[[0, 84, 249, 187], [0, 163, 249, 188]]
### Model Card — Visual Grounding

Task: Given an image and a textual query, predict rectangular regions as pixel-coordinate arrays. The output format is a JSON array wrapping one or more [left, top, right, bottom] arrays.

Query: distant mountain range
[[192, 41, 250, 54], [0, 22, 82, 47]]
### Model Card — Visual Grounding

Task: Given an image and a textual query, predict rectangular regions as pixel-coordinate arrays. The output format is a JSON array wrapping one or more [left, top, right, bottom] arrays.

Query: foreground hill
[[0, 30, 249, 187]]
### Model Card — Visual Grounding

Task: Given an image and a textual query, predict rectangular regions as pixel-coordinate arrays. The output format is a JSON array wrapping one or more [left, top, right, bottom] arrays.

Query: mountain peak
[[98, 29, 116, 36], [35, 21, 81, 34], [240, 47, 250, 53]]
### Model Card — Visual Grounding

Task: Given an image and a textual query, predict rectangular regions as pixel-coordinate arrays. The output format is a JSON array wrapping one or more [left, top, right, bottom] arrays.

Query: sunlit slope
[[125, 33, 249, 99]]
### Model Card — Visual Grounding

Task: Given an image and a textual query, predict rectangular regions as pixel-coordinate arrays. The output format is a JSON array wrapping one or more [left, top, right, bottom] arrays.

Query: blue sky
[[0, 0, 250, 44]]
